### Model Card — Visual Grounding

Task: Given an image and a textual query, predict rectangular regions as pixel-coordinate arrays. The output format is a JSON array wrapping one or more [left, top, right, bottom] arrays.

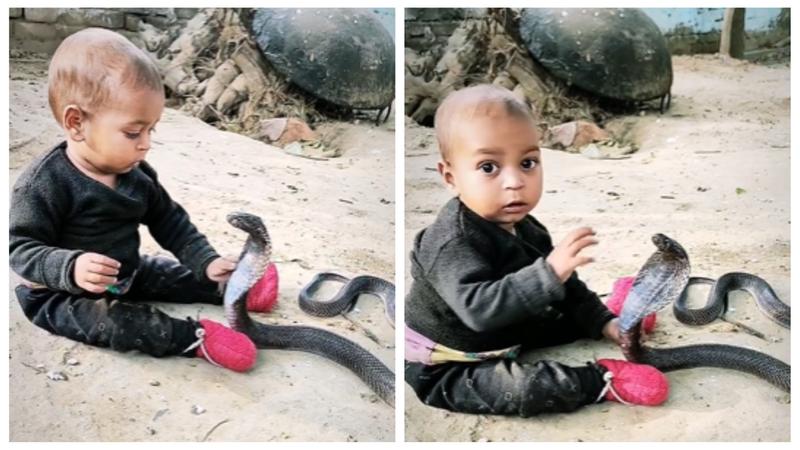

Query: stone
[[79, 9, 126, 29], [255, 117, 317, 146], [278, 118, 317, 146], [118, 30, 145, 49], [257, 118, 288, 143], [55, 24, 87, 40], [174, 8, 199, 20], [46, 370, 68, 381], [119, 8, 172, 17], [125, 14, 142, 32], [9, 8, 23, 18], [24, 9, 60, 23], [23, 8, 125, 29], [12, 20, 58, 42], [140, 14, 175, 30], [543, 120, 611, 151]]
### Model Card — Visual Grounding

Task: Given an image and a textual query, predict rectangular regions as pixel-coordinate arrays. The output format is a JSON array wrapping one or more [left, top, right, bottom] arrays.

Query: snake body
[[619, 233, 790, 392], [223, 212, 395, 406], [674, 274, 790, 328], [299, 272, 396, 327]]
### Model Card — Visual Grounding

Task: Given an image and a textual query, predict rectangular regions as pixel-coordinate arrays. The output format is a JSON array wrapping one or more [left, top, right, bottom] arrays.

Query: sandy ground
[[8, 58, 395, 442], [404, 54, 790, 441]]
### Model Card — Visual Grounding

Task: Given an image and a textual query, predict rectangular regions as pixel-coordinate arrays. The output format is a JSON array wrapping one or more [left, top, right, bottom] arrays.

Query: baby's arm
[[139, 163, 220, 280], [536, 224, 615, 339], [561, 271, 617, 339], [426, 237, 566, 333], [546, 227, 616, 339], [10, 181, 84, 293]]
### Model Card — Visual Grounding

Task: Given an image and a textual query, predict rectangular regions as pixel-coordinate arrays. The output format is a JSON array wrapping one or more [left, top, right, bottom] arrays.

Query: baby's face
[[78, 86, 164, 174], [440, 111, 543, 231]]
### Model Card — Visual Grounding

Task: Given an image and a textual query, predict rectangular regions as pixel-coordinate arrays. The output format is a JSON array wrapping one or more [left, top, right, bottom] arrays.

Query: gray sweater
[[10, 141, 219, 294], [406, 197, 615, 352]]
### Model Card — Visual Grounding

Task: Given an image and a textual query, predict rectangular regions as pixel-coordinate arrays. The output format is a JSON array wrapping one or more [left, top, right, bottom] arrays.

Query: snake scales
[[298, 272, 395, 327], [222, 212, 395, 406], [618, 233, 790, 392]]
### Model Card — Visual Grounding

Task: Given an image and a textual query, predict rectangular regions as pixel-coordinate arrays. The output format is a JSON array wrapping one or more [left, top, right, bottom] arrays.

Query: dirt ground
[[8, 58, 395, 442], [404, 54, 790, 442]]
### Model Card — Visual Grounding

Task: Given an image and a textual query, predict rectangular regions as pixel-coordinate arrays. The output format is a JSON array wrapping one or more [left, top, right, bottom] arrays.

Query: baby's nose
[[138, 135, 151, 151], [502, 170, 525, 189]]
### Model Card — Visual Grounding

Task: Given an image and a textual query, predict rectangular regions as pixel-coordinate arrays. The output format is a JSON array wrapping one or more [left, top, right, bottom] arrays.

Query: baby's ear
[[63, 105, 85, 142], [437, 160, 456, 192]]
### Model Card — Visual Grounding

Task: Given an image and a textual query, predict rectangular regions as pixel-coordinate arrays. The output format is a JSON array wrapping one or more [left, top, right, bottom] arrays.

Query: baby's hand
[[74, 252, 121, 294], [602, 318, 623, 346], [546, 226, 598, 283], [206, 257, 237, 283]]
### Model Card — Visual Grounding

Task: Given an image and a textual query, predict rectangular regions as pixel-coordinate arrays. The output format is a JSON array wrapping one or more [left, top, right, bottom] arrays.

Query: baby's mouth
[[502, 201, 528, 212]]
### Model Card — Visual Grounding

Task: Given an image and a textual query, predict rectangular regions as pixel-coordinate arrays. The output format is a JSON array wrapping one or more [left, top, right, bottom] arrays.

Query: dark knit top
[[406, 197, 615, 352], [10, 141, 219, 294]]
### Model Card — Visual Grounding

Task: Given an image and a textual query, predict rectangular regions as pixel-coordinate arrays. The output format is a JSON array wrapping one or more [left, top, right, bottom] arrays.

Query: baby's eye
[[124, 131, 141, 139], [479, 162, 498, 174], [521, 159, 538, 170]]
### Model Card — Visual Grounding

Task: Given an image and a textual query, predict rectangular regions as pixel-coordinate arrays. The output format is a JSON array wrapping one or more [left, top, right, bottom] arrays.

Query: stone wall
[[9, 8, 200, 54], [405, 8, 790, 58], [405, 8, 487, 52]]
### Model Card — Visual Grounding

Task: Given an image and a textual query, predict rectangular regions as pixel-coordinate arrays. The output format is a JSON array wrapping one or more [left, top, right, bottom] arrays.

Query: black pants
[[405, 315, 608, 417], [15, 255, 223, 357]]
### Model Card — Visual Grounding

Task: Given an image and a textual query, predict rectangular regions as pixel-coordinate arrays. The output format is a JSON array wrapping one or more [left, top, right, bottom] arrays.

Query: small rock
[[66, 358, 79, 366], [544, 120, 610, 151], [149, 380, 161, 387], [146, 426, 157, 435], [360, 392, 379, 403], [46, 371, 68, 381], [191, 405, 206, 415]]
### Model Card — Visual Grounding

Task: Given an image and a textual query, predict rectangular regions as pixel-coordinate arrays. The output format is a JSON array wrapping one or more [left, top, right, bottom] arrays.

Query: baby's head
[[48, 28, 165, 174], [435, 84, 543, 232]]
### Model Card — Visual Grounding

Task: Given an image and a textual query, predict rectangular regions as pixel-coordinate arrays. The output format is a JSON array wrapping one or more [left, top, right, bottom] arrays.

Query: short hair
[[48, 28, 164, 126], [434, 84, 535, 160]]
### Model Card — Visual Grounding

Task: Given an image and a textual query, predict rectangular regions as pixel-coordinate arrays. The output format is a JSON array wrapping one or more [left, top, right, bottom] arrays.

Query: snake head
[[226, 212, 267, 236], [652, 233, 689, 261]]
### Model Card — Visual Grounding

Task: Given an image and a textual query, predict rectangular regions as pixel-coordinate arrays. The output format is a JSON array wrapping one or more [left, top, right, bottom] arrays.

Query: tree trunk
[[720, 8, 746, 59]]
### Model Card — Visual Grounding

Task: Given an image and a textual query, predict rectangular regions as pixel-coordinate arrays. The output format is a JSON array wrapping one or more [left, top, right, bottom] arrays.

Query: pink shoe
[[605, 276, 657, 333], [246, 262, 279, 312], [596, 359, 669, 406], [191, 319, 256, 372]]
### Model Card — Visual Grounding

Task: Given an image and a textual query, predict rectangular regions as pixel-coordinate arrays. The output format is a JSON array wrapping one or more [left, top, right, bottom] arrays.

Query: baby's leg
[[15, 285, 199, 357], [405, 358, 605, 417], [124, 255, 222, 305], [519, 311, 597, 351]]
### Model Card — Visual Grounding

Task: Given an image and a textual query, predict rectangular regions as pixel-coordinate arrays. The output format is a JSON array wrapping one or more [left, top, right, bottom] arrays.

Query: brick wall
[[9, 8, 200, 54]]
